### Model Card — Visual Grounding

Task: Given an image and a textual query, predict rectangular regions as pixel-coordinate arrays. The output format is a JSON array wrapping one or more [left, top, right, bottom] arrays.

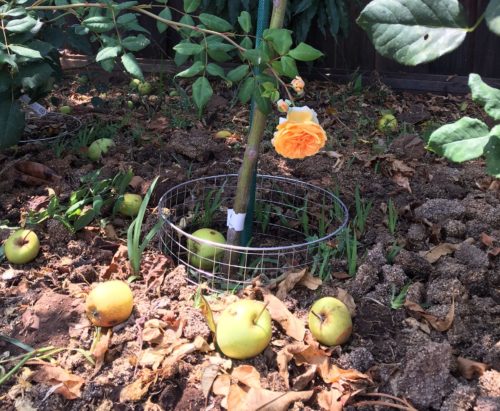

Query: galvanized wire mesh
[[158, 174, 348, 291]]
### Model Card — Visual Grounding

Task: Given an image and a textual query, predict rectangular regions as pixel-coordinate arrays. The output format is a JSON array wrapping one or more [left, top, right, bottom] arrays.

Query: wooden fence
[[136, 0, 500, 80]]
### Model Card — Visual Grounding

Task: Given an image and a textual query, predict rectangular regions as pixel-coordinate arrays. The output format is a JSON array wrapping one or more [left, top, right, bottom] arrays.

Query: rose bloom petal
[[272, 121, 327, 159]]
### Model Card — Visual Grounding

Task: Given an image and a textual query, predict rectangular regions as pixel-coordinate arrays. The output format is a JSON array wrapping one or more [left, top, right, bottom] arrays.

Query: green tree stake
[[225, 0, 289, 269], [242, 0, 271, 247]]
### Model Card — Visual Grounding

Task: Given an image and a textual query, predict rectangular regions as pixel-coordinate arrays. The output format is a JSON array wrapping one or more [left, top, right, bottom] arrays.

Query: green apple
[[4, 229, 40, 264], [127, 100, 134, 109], [59, 105, 72, 114], [88, 138, 115, 161], [138, 82, 152, 96], [377, 114, 398, 133], [187, 228, 226, 270], [117, 193, 142, 217], [308, 297, 352, 346], [129, 78, 141, 90], [216, 300, 272, 359]]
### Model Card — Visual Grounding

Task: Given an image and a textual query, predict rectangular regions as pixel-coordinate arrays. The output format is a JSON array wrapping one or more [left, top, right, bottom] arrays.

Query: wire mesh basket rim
[[19, 112, 82, 144], [158, 173, 349, 253]]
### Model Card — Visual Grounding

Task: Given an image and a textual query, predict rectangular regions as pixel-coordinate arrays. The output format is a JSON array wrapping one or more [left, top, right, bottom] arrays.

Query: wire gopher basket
[[158, 174, 348, 291]]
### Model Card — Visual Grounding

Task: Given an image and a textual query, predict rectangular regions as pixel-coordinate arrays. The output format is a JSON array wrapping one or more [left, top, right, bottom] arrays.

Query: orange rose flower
[[272, 107, 327, 159]]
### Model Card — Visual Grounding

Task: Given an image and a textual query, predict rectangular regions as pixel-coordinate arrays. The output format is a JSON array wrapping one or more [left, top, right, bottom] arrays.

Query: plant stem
[[254, 301, 270, 324], [224, 0, 288, 269]]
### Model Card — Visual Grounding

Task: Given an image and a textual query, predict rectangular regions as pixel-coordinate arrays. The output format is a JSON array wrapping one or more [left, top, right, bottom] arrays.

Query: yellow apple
[[129, 78, 141, 90], [59, 105, 72, 114], [216, 300, 272, 359], [117, 193, 142, 217], [88, 138, 115, 161], [4, 229, 40, 264], [86, 280, 134, 327], [308, 297, 352, 346], [187, 228, 226, 270], [377, 114, 398, 133], [138, 82, 152, 96]]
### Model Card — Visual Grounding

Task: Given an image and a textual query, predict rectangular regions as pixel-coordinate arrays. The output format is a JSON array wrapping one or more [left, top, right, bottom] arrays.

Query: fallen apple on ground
[[377, 113, 398, 133], [59, 105, 72, 114], [85, 280, 134, 327], [4, 229, 40, 264], [138, 82, 152, 96], [216, 299, 272, 359], [308, 297, 352, 346], [88, 138, 115, 161], [117, 193, 142, 217], [129, 78, 141, 90], [187, 228, 226, 270]]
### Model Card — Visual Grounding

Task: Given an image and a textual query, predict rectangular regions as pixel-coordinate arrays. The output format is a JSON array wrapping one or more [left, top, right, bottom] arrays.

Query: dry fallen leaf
[[92, 328, 111, 375], [235, 387, 314, 411], [276, 269, 307, 300], [419, 243, 458, 264], [119, 372, 153, 402], [213, 374, 231, 396], [457, 357, 490, 379], [31, 365, 85, 400], [404, 299, 455, 332], [200, 294, 216, 333], [298, 271, 322, 290], [201, 364, 220, 399], [336, 288, 356, 317], [263, 293, 305, 341], [291, 365, 317, 391], [317, 387, 344, 411], [227, 384, 249, 411], [480, 233, 494, 248], [231, 365, 261, 389], [15, 161, 61, 186]]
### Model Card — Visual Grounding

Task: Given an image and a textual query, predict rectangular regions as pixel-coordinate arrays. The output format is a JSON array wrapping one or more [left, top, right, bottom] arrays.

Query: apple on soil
[[308, 297, 352, 346], [377, 113, 398, 133], [4, 229, 40, 264], [88, 138, 115, 161], [117, 193, 142, 217], [187, 228, 226, 270], [85, 280, 134, 327], [216, 299, 272, 360]]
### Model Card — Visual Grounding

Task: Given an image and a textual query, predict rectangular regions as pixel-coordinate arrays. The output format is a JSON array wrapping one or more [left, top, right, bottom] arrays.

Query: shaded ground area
[[0, 72, 499, 410]]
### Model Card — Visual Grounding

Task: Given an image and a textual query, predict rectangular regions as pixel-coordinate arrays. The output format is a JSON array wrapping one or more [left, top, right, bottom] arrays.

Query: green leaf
[[5, 16, 37, 33], [238, 11, 252, 33], [263, 28, 293, 55], [288, 42, 323, 61], [0, 51, 17, 69], [242, 49, 262, 65], [253, 88, 271, 115], [227, 64, 248, 82], [427, 117, 492, 162], [73, 209, 96, 231], [16, 62, 53, 90], [0, 99, 25, 148], [179, 14, 199, 38], [156, 7, 172, 33], [100, 58, 116, 73], [356, 0, 468, 66], [206, 63, 225, 79], [175, 60, 204, 77], [121, 53, 144, 80], [192, 76, 212, 114], [96, 46, 122, 62], [469, 73, 500, 121], [122, 35, 150, 52], [8, 45, 42, 59], [484, 129, 500, 177], [114, 1, 138, 11], [183, 0, 201, 13], [173, 42, 204, 55], [83, 16, 114, 33], [240, 36, 253, 49], [238, 77, 254, 104], [207, 48, 231, 62], [198, 13, 233, 32], [485, 0, 500, 35], [280, 56, 298, 78], [174, 50, 190, 66]]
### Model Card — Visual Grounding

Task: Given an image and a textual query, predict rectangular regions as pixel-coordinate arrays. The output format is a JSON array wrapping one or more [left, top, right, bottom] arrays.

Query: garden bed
[[0, 72, 499, 410]]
